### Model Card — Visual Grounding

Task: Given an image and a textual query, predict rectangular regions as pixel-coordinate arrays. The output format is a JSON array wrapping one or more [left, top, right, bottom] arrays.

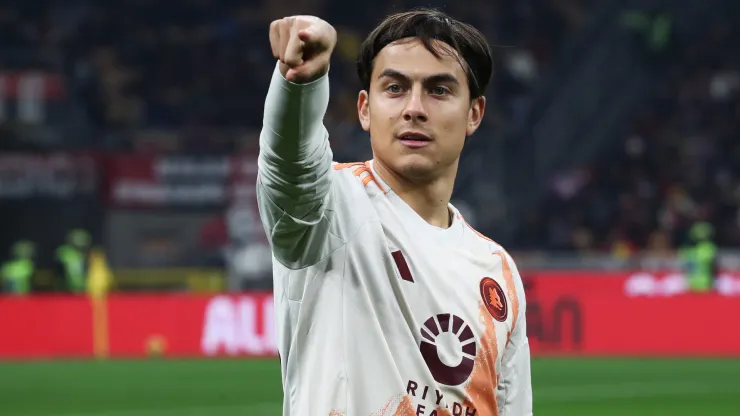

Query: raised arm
[[257, 16, 340, 269]]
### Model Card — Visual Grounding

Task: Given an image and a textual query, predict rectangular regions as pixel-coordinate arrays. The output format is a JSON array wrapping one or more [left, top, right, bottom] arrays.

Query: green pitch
[[1, 358, 739, 415]]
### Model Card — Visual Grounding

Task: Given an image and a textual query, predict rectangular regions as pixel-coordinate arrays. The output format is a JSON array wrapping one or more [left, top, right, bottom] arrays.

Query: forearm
[[258, 62, 332, 219]]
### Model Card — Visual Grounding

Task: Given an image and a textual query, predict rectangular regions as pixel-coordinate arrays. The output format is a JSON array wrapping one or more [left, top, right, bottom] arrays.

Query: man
[[680, 222, 718, 293], [258, 9, 532, 415], [55, 229, 91, 293], [1, 240, 36, 295]]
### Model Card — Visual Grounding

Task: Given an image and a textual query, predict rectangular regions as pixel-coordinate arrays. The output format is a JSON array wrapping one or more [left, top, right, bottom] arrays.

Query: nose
[[402, 88, 428, 123]]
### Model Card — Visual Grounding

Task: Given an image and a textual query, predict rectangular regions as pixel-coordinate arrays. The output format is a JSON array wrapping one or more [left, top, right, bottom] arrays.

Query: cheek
[[438, 115, 469, 149], [368, 100, 397, 132]]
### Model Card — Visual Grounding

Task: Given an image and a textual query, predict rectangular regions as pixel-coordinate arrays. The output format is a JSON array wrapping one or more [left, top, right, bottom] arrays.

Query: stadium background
[[1, 0, 740, 414]]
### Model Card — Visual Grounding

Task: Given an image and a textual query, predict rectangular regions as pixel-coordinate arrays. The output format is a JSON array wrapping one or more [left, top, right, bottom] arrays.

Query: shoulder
[[332, 161, 389, 195], [456, 210, 524, 289], [455, 209, 507, 256]]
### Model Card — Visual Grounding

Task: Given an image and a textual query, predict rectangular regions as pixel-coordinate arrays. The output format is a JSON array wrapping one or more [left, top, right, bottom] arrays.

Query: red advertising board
[[523, 271, 740, 356], [0, 296, 93, 358], [0, 293, 276, 359], [106, 293, 275, 357], [1, 271, 739, 359]]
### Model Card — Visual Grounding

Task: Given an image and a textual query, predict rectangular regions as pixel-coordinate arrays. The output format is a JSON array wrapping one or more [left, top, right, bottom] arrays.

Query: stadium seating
[[531, 15, 740, 253]]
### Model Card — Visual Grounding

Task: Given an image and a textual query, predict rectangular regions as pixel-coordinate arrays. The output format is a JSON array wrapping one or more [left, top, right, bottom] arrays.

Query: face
[[357, 38, 485, 182]]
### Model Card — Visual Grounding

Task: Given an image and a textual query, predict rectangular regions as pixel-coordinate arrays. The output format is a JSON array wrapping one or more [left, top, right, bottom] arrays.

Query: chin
[[393, 154, 439, 181]]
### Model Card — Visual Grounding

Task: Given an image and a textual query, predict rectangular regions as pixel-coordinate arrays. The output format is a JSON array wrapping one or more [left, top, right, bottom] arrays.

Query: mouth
[[398, 132, 432, 149]]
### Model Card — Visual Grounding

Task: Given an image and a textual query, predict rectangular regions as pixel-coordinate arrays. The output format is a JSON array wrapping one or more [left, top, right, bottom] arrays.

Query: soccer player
[[258, 9, 532, 416]]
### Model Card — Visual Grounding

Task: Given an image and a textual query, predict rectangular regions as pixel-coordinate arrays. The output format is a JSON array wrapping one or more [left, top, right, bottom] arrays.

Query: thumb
[[285, 58, 328, 83]]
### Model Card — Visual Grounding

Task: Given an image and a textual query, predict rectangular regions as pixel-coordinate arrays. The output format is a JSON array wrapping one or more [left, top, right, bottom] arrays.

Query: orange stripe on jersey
[[353, 166, 369, 176], [333, 161, 388, 193], [461, 302, 501, 416], [364, 161, 388, 193], [333, 162, 365, 170], [495, 252, 520, 335], [366, 394, 415, 416], [335, 161, 388, 194], [392, 396, 415, 415]]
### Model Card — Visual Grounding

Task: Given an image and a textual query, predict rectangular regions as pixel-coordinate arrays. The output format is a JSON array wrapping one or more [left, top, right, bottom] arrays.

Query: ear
[[466, 96, 486, 136], [357, 90, 370, 132]]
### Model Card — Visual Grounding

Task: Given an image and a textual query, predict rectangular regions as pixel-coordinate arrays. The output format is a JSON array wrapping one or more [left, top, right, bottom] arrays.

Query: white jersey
[[257, 64, 533, 416]]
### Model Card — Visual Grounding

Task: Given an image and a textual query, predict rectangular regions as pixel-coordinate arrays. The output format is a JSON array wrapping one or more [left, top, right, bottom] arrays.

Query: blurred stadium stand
[[1, 0, 739, 292], [2, 4, 740, 415]]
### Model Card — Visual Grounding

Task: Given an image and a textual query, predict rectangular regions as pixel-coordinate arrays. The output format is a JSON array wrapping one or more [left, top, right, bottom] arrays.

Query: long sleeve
[[256, 63, 338, 269], [497, 254, 533, 415]]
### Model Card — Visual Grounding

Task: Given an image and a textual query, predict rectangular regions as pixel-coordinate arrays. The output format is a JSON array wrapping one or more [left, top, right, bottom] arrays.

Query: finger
[[278, 21, 291, 63], [284, 25, 306, 67], [297, 28, 316, 43], [269, 21, 280, 59]]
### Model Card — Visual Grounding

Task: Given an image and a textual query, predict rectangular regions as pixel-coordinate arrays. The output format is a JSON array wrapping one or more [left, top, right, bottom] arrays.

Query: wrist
[[279, 62, 330, 84]]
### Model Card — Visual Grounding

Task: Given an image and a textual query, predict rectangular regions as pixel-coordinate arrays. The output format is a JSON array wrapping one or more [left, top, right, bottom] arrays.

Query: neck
[[374, 159, 457, 229]]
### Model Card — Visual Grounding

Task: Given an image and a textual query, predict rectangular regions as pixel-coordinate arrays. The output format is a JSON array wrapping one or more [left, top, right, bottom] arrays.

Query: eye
[[430, 86, 449, 96], [386, 84, 404, 94]]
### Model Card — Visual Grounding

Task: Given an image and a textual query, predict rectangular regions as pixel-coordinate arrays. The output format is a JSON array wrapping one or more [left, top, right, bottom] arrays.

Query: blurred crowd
[[536, 12, 740, 255], [0, 0, 592, 292], [0, 0, 586, 147], [7, 0, 740, 259]]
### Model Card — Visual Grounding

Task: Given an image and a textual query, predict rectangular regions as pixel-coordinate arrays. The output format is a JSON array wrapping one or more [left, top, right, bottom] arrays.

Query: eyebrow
[[377, 68, 460, 86]]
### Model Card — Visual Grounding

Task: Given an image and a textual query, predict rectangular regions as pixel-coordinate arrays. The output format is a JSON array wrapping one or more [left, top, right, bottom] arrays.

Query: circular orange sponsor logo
[[480, 277, 508, 322]]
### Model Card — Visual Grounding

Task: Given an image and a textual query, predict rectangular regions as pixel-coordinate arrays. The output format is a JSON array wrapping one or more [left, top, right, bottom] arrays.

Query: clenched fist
[[269, 16, 337, 84]]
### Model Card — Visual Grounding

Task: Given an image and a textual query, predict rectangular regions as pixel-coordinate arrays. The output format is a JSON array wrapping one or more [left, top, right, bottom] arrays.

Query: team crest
[[479, 277, 508, 322]]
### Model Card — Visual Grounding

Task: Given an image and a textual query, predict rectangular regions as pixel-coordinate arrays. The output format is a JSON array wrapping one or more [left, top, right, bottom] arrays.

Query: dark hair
[[357, 9, 494, 99]]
